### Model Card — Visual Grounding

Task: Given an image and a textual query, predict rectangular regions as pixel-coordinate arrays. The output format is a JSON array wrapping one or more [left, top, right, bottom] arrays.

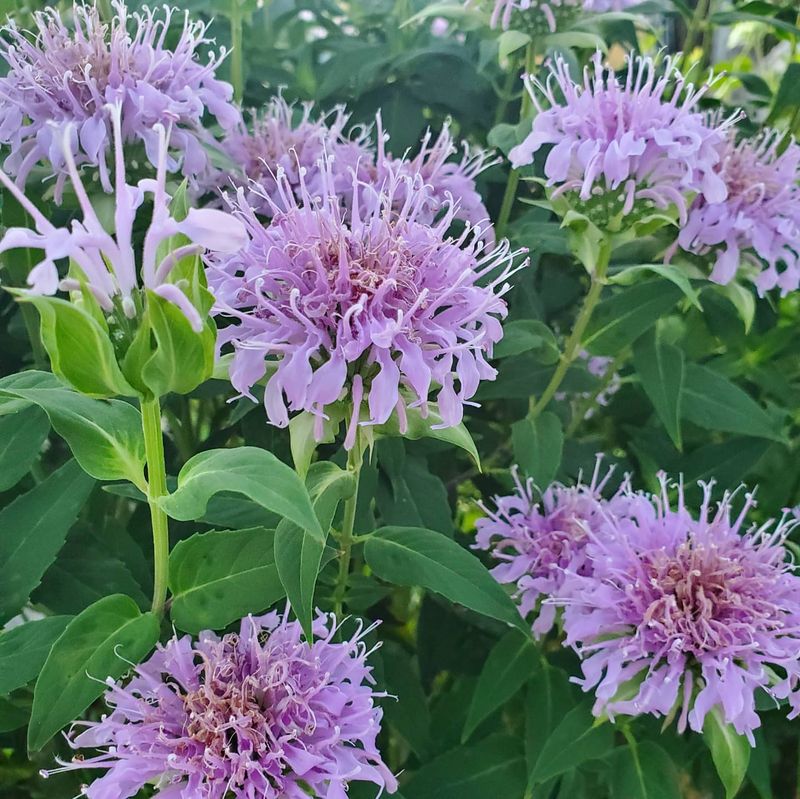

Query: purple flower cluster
[[0, 1, 239, 198], [0, 103, 246, 332], [210, 98, 495, 235], [510, 52, 731, 230], [561, 479, 800, 742], [474, 459, 628, 636], [208, 160, 525, 448], [212, 96, 373, 216], [479, 470, 800, 741], [678, 129, 800, 295], [373, 119, 498, 239], [45, 612, 397, 799], [485, 0, 638, 33]]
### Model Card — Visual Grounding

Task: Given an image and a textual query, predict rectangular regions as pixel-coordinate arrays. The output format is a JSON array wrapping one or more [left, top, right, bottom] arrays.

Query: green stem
[[495, 42, 537, 239], [529, 239, 611, 418], [683, 0, 711, 58], [495, 170, 520, 239], [230, 0, 244, 102], [141, 396, 170, 616], [333, 438, 364, 617]]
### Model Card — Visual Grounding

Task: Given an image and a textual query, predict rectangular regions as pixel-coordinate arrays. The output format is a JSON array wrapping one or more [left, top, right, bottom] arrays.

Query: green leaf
[[768, 62, 800, 124], [463, 630, 538, 742], [403, 734, 526, 799], [714, 11, 800, 41], [530, 700, 614, 784], [275, 463, 356, 638], [135, 289, 216, 397], [159, 447, 322, 542], [15, 293, 135, 397], [512, 412, 563, 488], [0, 616, 72, 695], [611, 742, 681, 799], [633, 331, 684, 449], [0, 696, 29, 732], [0, 405, 49, 490], [525, 663, 575, 777], [364, 527, 526, 631], [494, 320, 560, 363], [382, 641, 433, 760], [583, 279, 683, 356], [747, 730, 773, 799], [545, 31, 608, 52], [0, 370, 59, 415], [703, 708, 751, 799], [28, 594, 159, 750], [716, 282, 756, 333], [682, 364, 784, 442], [169, 527, 285, 634], [0, 374, 146, 487], [497, 29, 530, 62], [609, 264, 701, 310], [375, 403, 481, 468], [0, 460, 94, 623]]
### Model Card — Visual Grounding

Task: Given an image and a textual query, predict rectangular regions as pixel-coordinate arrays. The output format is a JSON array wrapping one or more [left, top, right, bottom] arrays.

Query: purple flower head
[[480, 0, 639, 33], [509, 52, 732, 231], [0, 103, 247, 333], [0, 1, 239, 199], [373, 118, 499, 242], [678, 128, 800, 295], [43, 611, 397, 799], [212, 96, 373, 216], [208, 158, 526, 449], [560, 477, 800, 743], [474, 458, 628, 636], [213, 101, 497, 241]]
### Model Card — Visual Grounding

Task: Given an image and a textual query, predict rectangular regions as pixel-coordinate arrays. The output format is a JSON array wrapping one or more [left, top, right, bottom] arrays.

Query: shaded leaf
[[682, 364, 783, 442], [530, 700, 614, 784], [610, 742, 681, 799], [28, 594, 159, 750], [634, 330, 684, 449], [512, 412, 563, 488], [0, 405, 49, 491], [382, 641, 433, 760], [463, 629, 538, 742], [403, 734, 526, 799], [0, 460, 94, 623], [0, 616, 72, 695], [364, 527, 526, 631], [583, 279, 683, 356], [169, 527, 286, 634]]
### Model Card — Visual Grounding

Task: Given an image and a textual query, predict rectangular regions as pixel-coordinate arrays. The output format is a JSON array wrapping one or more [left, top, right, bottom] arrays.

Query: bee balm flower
[[474, 459, 628, 636], [0, 1, 239, 198], [509, 52, 731, 231], [209, 161, 525, 448], [0, 103, 246, 333], [44, 612, 397, 799], [560, 478, 800, 744], [481, 0, 640, 33], [212, 96, 373, 216], [678, 129, 800, 295]]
